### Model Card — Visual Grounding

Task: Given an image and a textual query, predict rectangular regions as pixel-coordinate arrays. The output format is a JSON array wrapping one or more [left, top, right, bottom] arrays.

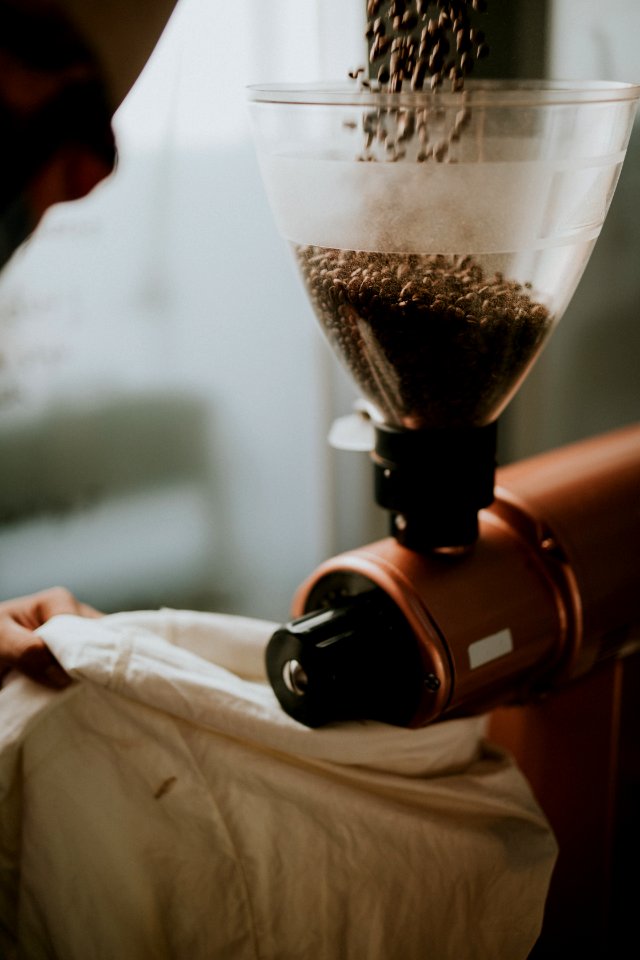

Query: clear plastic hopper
[[248, 80, 640, 549]]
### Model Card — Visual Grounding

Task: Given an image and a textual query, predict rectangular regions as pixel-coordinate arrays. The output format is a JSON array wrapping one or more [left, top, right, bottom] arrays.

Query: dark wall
[[476, 0, 549, 80]]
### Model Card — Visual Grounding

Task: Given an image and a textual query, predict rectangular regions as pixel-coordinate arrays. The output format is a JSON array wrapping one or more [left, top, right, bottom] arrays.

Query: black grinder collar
[[372, 420, 498, 552]]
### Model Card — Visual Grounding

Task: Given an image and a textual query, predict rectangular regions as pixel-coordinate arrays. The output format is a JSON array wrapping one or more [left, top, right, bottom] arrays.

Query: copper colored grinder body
[[267, 423, 640, 727]]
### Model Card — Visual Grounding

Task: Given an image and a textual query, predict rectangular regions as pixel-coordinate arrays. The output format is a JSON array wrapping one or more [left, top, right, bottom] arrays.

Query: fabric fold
[[1, 608, 557, 960]]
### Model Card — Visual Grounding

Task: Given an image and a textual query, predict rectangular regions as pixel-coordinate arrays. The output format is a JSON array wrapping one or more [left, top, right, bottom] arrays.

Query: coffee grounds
[[296, 245, 551, 429]]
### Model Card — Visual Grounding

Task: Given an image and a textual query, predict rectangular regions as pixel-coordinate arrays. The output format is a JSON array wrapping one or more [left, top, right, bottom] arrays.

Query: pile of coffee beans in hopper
[[295, 0, 552, 430]]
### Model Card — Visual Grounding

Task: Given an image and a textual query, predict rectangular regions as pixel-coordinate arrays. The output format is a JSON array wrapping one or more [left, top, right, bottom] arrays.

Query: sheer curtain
[[0, 0, 377, 621], [115, 0, 366, 151]]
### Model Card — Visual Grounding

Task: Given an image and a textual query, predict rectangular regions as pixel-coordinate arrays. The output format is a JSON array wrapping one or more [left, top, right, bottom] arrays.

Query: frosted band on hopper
[[259, 153, 623, 254]]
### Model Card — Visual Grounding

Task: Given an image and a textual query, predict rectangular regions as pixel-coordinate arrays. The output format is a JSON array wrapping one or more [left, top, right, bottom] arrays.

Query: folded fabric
[[0, 609, 557, 959]]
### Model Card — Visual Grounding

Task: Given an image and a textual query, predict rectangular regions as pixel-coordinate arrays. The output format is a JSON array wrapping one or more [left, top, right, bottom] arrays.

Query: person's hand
[[0, 587, 102, 690]]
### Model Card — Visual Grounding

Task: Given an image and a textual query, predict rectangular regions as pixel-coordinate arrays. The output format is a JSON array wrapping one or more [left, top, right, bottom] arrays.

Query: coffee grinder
[[247, 79, 640, 950], [247, 80, 640, 730]]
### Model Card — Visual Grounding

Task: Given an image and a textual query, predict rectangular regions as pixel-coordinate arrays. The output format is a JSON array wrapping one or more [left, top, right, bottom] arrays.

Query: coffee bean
[[354, 0, 490, 104], [296, 245, 551, 430], [401, 10, 418, 30]]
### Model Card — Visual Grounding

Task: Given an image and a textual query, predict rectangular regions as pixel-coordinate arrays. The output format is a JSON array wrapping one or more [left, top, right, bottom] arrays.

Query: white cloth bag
[[0, 609, 556, 959]]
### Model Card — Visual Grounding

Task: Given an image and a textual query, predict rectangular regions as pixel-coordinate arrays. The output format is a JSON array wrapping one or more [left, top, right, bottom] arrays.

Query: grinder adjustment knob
[[266, 588, 428, 728]]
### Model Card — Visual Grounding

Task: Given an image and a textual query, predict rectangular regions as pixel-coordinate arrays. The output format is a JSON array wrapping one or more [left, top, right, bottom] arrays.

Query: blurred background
[[0, 0, 638, 621]]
